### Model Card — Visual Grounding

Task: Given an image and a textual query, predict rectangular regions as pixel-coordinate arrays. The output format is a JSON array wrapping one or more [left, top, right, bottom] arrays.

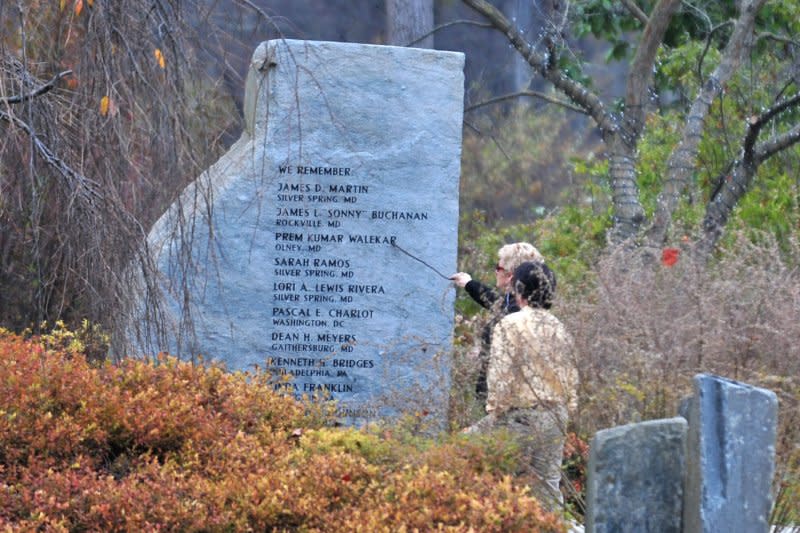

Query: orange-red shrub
[[0, 331, 566, 531]]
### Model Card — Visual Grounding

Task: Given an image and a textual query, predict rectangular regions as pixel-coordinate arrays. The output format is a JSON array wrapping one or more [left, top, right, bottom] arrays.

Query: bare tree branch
[[755, 123, 800, 163], [228, 0, 291, 39], [407, 19, 494, 47], [757, 31, 800, 48], [697, 21, 733, 86], [698, 93, 800, 254], [229, 0, 271, 21], [0, 70, 72, 105], [744, 92, 800, 164], [461, 0, 614, 132], [620, 0, 649, 26], [0, 108, 102, 205], [464, 119, 513, 161], [465, 90, 588, 114]]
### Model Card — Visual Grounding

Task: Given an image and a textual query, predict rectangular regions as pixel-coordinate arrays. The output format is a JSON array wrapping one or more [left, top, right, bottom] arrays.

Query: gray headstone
[[682, 374, 778, 533], [141, 40, 465, 424], [586, 417, 687, 533]]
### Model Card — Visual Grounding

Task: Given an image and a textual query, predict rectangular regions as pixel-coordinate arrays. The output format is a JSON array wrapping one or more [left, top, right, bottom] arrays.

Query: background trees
[[462, 0, 800, 255], [387, 0, 434, 47], [3, 0, 798, 353], [0, 0, 240, 333]]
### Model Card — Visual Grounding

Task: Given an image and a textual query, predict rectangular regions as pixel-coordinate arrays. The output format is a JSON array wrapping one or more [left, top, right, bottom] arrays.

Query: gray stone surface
[[682, 374, 778, 533], [141, 40, 465, 424], [586, 417, 687, 533]]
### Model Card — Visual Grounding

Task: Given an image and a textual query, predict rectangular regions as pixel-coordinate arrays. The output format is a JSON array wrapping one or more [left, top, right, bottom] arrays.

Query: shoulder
[[530, 308, 566, 328], [501, 306, 553, 323], [506, 307, 571, 339], [497, 306, 530, 328]]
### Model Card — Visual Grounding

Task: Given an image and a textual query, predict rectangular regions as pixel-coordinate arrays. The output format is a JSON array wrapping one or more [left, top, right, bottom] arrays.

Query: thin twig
[[406, 19, 494, 47], [466, 90, 588, 115], [697, 21, 733, 86], [463, 119, 512, 161], [0, 70, 72, 104], [756, 31, 800, 48], [0, 108, 102, 204]]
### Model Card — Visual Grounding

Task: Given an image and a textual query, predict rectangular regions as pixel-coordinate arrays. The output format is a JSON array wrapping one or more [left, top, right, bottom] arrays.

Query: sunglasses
[[495, 264, 506, 273]]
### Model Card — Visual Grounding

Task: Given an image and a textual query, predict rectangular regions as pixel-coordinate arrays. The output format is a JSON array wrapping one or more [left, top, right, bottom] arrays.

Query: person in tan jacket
[[465, 261, 577, 506]]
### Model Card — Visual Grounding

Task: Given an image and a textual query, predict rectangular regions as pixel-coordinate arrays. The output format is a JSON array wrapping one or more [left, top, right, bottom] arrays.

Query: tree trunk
[[607, 0, 680, 244], [607, 135, 646, 244], [697, 161, 756, 256], [386, 0, 434, 48], [697, 95, 800, 255], [647, 0, 767, 247]]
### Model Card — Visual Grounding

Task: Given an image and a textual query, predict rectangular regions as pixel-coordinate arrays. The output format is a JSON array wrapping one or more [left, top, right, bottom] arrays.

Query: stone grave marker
[[140, 39, 465, 424], [586, 417, 687, 533], [680, 374, 778, 533]]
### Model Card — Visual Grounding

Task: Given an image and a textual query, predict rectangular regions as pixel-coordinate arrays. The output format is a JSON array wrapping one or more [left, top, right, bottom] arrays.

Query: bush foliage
[[563, 235, 800, 525], [0, 330, 566, 532], [451, 228, 800, 524]]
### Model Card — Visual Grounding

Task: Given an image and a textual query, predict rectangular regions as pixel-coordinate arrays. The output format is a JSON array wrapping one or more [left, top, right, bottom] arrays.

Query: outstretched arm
[[451, 273, 503, 310], [465, 280, 502, 310]]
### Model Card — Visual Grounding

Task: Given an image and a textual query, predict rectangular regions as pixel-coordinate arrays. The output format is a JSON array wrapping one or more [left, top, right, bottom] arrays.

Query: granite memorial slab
[[139, 39, 465, 424]]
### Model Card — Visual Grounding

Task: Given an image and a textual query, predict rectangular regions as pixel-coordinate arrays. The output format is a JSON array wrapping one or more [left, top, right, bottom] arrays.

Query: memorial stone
[[681, 374, 778, 533], [585, 417, 687, 533], [141, 40, 465, 424]]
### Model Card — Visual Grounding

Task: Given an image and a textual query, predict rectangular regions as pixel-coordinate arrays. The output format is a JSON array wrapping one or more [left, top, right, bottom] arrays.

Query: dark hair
[[512, 261, 556, 309]]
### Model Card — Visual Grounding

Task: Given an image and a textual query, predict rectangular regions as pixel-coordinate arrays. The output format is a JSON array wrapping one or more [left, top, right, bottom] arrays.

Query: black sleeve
[[464, 279, 501, 310]]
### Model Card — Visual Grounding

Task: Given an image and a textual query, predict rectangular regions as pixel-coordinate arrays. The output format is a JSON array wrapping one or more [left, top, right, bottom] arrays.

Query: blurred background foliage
[[0, 0, 240, 336]]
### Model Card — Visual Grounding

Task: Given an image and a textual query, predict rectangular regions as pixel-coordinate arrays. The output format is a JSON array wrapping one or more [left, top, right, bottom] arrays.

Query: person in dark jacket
[[450, 242, 547, 402]]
